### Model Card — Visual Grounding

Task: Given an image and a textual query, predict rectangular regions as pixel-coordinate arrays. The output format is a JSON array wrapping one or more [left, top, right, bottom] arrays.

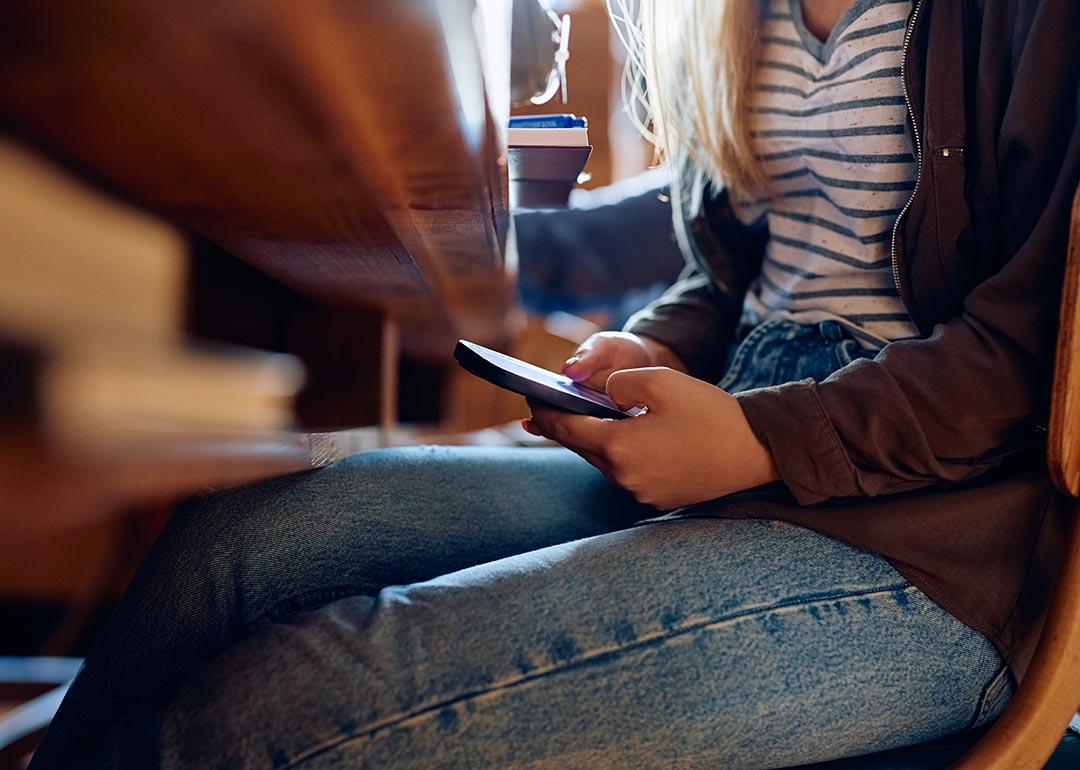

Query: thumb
[[605, 367, 664, 411]]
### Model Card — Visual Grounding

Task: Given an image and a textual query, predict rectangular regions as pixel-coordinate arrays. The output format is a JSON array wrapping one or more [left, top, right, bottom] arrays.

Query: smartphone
[[453, 340, 643, 420]]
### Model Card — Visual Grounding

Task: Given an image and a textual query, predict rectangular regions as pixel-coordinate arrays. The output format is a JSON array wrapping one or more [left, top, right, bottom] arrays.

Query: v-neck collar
[[786, 0, 884, 64]]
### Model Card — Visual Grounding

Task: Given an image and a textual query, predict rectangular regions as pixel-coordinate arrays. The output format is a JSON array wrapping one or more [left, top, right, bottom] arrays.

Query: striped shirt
[[734, 0, 918, 349]]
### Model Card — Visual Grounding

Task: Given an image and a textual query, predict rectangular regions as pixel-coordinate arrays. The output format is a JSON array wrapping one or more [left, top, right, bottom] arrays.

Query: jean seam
[[280, 581, 914, 769], [834, 339, 865, 368], [883, 561, 997, 646], [257, 583, 382, 629], [718, 318, 780, 391], [969, 663, 1012, 729]]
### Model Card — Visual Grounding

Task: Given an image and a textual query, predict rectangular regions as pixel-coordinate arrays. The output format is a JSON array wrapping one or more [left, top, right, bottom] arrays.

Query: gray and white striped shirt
[[735, 0, 918, 349]]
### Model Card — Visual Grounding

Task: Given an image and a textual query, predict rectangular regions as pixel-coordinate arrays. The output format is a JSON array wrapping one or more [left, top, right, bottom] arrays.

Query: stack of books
[[506, 114, 592, 209], [0, 138, 305, 449]]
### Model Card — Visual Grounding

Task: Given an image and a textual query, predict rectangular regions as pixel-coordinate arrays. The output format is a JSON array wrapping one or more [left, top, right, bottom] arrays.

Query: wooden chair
[[948, 184, 1080, 768]]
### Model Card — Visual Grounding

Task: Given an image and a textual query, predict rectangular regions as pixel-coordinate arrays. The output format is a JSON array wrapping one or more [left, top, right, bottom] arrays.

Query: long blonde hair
[[607, 0, 765, 222]]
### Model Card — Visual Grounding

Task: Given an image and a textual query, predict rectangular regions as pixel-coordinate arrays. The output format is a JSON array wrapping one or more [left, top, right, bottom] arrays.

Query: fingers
[[562, 332, 663, 391], [525, 400, 611, 455], [522, 417, 611, 474], [562, 333, 611, 384], [564, 354, 615, 391], [561, 349, 599, 383], [605, 367, 670, 411]]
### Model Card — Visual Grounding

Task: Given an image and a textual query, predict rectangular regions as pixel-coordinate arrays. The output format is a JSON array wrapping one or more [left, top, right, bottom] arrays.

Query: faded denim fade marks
[[270, 578, 926, 768], [118, 506, 1006, 770]]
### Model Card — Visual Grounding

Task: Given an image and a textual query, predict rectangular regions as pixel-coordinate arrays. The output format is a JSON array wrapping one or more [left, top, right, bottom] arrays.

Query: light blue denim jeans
[[32, 320, 1012, 770]]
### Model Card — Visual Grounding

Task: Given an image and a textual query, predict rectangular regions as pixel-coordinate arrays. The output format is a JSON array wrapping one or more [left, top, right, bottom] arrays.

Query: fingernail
[[521, 419, 539, 435], [562, 355, 582, 370]]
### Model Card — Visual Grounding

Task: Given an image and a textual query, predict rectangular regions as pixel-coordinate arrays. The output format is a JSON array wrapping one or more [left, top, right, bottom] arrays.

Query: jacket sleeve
[[624, 187, 768, 382], [735, 5, 1080, 505], [622, 263, 737, 381]]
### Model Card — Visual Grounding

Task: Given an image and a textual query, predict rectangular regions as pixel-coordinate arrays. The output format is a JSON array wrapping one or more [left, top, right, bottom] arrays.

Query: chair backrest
[[1048, 184, 1080, 497]]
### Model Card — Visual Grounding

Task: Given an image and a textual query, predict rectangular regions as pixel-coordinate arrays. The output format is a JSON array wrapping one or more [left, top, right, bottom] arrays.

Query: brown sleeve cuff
[[735, 379, 861, 505]]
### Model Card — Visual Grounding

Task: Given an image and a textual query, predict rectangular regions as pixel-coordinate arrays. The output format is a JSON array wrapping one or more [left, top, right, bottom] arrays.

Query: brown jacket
[[625, 0, 1080, 681]]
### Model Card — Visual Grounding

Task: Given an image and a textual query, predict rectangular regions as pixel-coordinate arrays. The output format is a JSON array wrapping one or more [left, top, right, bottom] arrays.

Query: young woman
[[32, 0, 1079, 767]]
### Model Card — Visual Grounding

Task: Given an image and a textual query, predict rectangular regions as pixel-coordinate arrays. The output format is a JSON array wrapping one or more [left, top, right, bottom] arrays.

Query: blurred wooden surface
[[0, 0, 519, 535], [0, 0, 513, 343], [1048, 185, 1080, 497], [0, 432, 322, 541]]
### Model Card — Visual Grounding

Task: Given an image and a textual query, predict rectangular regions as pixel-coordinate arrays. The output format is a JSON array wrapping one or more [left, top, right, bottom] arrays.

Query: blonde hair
[[608, 0, 765, 222]]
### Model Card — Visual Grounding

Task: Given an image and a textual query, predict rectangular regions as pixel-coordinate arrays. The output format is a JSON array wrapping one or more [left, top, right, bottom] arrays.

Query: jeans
[[32, 320, 1012, 770], [719, 319, 875, 393]]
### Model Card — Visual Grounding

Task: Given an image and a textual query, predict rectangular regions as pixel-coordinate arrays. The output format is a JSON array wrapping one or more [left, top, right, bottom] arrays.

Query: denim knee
[[155, 448, 445, 629]]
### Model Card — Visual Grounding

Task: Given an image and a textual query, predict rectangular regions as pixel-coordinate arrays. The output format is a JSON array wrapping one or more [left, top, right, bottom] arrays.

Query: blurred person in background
[[515, 166, 683, 329]]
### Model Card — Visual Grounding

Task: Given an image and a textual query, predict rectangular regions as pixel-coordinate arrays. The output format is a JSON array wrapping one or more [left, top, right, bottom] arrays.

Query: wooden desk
[[0, 0, 518, 531], [0, 0, 514, 342]]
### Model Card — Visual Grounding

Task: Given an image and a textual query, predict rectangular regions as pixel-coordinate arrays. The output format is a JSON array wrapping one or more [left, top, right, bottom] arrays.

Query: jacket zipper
[[890, 0, 926, 332]]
